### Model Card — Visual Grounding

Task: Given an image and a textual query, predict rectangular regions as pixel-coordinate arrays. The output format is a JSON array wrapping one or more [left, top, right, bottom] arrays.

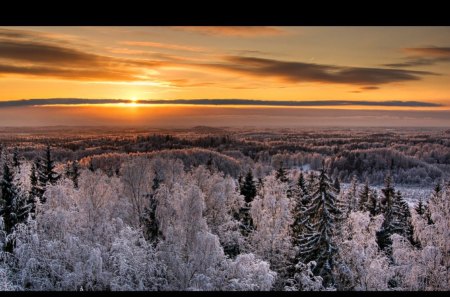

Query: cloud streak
[[0, 31, 170, 82], [206, 56, 437, 86], [171, 26, 286, 37], [384, 46, 450, 67], [0, 98, 443, 108]]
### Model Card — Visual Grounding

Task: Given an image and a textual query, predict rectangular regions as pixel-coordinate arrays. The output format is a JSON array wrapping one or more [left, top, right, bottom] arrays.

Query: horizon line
[[0, 98, 444, 108]]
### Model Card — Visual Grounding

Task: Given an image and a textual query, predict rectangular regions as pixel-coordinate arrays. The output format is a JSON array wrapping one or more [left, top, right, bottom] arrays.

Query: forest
[[0, 126, 448, 291]]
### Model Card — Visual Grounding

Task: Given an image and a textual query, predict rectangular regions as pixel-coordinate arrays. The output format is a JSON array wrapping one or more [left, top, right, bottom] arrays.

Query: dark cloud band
[[0, 98, 443, 108]]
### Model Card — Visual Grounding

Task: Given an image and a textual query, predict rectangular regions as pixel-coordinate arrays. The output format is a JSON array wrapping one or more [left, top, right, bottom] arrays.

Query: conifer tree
[[275, 165, 289, 184], [42, 145, 60, 186], [359, 180, 370, 212], [71, 160, 80, 189], [240, 170, 257, 203], [333, 177, 340, 194], [142, 170, 162, 244], [380, 174, 395, 213], [367, 189, 380, 217], [415, 198, 425, 216], [28, 162, 39, 217], [291, 172, 310, 246], [376, 187, 415, 257], [12, 147, 20, 169], [239, 170, 256, 236], [0, 163, 28, 252], [298, 164, 340, 286]]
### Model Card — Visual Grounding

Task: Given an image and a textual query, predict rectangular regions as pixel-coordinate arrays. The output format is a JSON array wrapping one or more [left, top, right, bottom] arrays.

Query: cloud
[[0, 98, 443, 108], [0, 34, 169, 82], [120, 41, 205, 52], [384, 46, 450, 67], [172, 26, 286, 37], [360, 86, 380, 90], [206, 56, 436, 86], [404, 47, 450, 57]]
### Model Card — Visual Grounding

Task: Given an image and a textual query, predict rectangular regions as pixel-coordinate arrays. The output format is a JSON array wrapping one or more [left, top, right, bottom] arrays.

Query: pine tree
[[298, 165, 340, 286]]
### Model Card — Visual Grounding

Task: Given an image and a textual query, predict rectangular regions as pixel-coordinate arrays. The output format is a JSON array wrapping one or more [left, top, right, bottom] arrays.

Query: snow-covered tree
[[249, 174, 294, 286], [298, 165, 340, 286], [335, 211, 392, 290]]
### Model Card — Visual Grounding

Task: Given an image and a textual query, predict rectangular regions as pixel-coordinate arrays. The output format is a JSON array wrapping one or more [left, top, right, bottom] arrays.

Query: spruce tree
[[380, 174, 395, 213], [65, 161, 72, 179], [376, 188, 415, 256], [359, 180, 370, 212], [275, 165, 289, 183], [71, 160, 80, 189], [28, 162, 39, 217], [12, 147, 20, 169], [42, 145, 60, 185], [367, 189, 379, 216], [333, 177, 341, 194], [298, 165, 340, 286], [415, 198, 425, 216], [291, 172, 310, 246], [0, 163, 28, 252], [240, 170, 256, 203], [142, 170, 162, 244], [239, 170, 256, 236], [347, 175, 359, 213]]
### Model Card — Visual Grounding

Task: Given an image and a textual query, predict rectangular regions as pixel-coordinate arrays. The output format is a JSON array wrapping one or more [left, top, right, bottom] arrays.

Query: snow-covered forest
[[0, 127, 449, 291]]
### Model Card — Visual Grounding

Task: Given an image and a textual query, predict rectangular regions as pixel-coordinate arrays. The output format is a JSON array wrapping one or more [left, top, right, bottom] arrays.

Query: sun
[[128, 96, 139, 107]]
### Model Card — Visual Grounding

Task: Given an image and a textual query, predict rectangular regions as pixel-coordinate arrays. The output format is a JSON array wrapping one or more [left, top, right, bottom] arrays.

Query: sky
[[0, 26, 450, 127]]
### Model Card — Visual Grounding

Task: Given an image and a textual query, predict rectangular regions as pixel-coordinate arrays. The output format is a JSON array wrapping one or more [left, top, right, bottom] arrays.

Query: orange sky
[[0, 26, 450, 126]]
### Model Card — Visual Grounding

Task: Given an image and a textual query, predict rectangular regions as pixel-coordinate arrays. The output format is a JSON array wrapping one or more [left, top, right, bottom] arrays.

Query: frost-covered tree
[[249, 174, 294, 284], [298, 165, 340, 287], [155, 181, 226, 290], [109, 227, 167, 290], [408, 182, 449, 290], [0, 163, 28, 252], [335, 211, 392, 291], [285, 261, 328, 291], [189, 166, 244, 258], [120, 157, 153, 227]]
